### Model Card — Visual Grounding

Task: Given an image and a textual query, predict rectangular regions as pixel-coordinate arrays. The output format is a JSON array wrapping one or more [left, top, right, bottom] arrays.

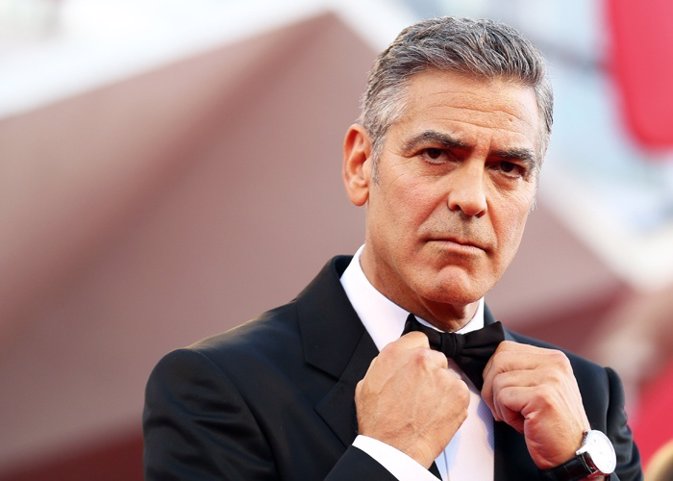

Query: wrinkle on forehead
[[412, 93, 538, 131], [390, 70, 542, 160]]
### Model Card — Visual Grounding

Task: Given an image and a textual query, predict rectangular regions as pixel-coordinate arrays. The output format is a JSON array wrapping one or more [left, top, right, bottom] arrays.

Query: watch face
[[584, 430, 617, 474]]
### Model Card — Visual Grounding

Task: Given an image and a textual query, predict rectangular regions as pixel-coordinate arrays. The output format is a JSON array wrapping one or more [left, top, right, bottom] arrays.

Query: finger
[[482, 341, 525, 404], [372, 333, 430, 371], [382, 333, 448, 372], [494, 343, 570, 373], [396, 330, 432, 349], [414, 346, 449, 371], [491, 385, 534, 432], [484, 341, 550, 378], [491, 368, 544, 391], [486, 369, 538, 422], [482, 343, 571, 404], [485, 367, 573, 418], [377, 332, 430, 361], [367, 345, 448, 388]]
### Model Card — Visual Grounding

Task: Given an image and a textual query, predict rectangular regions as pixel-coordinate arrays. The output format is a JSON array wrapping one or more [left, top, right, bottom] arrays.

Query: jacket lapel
[[295, 256, 379, 447], [493, 421, 540, 481], [314, 332, 378, 446]]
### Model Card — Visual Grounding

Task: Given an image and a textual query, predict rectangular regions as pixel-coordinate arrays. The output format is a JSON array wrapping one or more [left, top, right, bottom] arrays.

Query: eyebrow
[[491, 147, 537, 167], [401, 130, 469, 153], [402, 129, 538, 168]]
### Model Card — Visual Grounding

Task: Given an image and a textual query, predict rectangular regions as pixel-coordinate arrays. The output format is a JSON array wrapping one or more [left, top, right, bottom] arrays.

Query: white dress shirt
[[340, 245, 495, 481]]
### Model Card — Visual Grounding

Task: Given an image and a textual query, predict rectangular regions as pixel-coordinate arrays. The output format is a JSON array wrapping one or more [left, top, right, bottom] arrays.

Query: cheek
[[501, 185, 535, 222], [497, 206, 530, 259], [491, 188, 534, 251], [386, 177, 438, 224]]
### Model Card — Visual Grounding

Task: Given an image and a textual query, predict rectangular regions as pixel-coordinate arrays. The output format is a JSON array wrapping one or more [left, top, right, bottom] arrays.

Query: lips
[[427, 236, 488, 251]]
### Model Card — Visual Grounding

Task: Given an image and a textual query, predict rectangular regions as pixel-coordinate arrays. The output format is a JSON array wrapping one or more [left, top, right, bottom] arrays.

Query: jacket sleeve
[[143, 348, 398, 481], [605, 367, 643, 481]]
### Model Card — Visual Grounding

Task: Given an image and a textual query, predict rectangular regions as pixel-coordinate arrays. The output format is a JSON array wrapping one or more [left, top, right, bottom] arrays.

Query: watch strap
[[540, 452, 595, 481]]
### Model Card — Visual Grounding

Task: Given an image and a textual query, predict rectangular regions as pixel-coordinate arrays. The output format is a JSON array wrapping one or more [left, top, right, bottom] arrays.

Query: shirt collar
[[340, 245, 485, 352]]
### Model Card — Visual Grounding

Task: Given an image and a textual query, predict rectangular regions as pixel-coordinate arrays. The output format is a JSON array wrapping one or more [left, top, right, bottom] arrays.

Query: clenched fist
[[355, 331, 470, 468], [481, 341, 591, 469]]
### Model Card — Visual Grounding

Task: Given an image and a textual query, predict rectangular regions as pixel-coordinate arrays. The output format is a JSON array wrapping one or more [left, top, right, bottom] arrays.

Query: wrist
[[388, 439, 436, 469], [540, 430, 616, 481], [359, 431, 436, 468]]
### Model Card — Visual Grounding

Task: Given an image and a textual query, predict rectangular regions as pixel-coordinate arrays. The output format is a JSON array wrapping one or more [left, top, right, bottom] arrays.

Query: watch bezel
[[576, 430, 617, 476]]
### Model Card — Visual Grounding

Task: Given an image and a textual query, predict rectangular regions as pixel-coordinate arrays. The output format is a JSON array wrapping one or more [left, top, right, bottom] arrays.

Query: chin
[[419, 269, 490, 305], [417, 281, 484, 306], [434, 291, 482, 306]]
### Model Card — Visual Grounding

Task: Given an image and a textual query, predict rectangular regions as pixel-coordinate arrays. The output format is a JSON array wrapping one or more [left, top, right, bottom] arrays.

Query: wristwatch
[[541, 430, 617, 480]]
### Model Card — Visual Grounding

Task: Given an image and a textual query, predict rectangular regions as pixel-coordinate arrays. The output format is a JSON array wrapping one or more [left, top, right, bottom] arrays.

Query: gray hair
[[359, 16, 553, 164]]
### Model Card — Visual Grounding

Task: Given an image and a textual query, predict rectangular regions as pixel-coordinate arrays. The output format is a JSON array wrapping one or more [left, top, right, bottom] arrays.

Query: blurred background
[[1, 0, 672, 479]]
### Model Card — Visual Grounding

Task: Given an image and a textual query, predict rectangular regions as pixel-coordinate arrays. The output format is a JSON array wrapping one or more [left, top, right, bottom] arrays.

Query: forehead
[[391, 70, 542, 153]]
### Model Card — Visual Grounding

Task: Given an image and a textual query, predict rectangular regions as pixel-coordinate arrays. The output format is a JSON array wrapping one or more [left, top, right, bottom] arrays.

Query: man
[[143, 16, 642, 481]]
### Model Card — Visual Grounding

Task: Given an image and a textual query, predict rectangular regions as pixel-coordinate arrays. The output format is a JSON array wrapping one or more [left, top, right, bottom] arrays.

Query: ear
[[342, 123, 373, 207]]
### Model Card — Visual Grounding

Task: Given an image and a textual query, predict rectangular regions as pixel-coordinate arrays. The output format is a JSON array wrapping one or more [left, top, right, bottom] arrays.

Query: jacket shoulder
[[187, 301, 304, 371]]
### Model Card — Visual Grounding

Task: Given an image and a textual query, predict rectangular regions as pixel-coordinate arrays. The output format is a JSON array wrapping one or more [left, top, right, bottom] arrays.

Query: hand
[[481, 341, 590, 469], [355, 332, 470, 468]]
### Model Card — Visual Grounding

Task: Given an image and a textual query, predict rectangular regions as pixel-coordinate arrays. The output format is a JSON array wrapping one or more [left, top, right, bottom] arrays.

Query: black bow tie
[[402, 313, 505, 390]]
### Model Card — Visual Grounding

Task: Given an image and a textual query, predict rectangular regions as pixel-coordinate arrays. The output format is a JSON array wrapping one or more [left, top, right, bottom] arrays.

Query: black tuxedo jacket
[[144, 256, 642, 480]]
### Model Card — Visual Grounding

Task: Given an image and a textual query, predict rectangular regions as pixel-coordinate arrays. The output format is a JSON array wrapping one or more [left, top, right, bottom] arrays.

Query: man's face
[[344, 69, 542, 322]]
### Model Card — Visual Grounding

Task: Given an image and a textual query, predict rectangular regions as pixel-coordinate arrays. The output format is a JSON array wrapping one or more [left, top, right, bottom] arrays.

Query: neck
[[358, 249, 479, 333], [411, 300, 479, 333]]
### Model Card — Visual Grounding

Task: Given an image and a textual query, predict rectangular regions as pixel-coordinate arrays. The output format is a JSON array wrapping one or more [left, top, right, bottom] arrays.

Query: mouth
[[426, 236, 488, 252]]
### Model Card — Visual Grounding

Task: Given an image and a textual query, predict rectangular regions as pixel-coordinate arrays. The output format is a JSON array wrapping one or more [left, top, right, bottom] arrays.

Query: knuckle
[[491, 374, 504, 394], [549, 349, 571, 370], [416, 347, 443, 364], [492, 384, 507, 403], [547, 368, 566, 385], [430, 350, 448, 368], [535, 384, 556, 408], [414, 347, 429, 362], [401, 331, 429, 347], [381, 341, 400, 356], [439, 370, 464, 390], [458, 382, 470, 404], [498, 340, 516, 352], [491, 369, 503, 385], [411, 348, 434, 369], [502, 410, 520, 426], [446, 377, 470, 401]]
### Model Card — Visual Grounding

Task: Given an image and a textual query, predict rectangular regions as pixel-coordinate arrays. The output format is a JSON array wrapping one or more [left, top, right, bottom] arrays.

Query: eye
[[494, 161, 526, 179], [420, 148, 449, 164]]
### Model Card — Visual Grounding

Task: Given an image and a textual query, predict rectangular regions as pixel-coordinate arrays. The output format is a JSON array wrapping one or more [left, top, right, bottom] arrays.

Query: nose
[[447, 163, 487, 218]]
